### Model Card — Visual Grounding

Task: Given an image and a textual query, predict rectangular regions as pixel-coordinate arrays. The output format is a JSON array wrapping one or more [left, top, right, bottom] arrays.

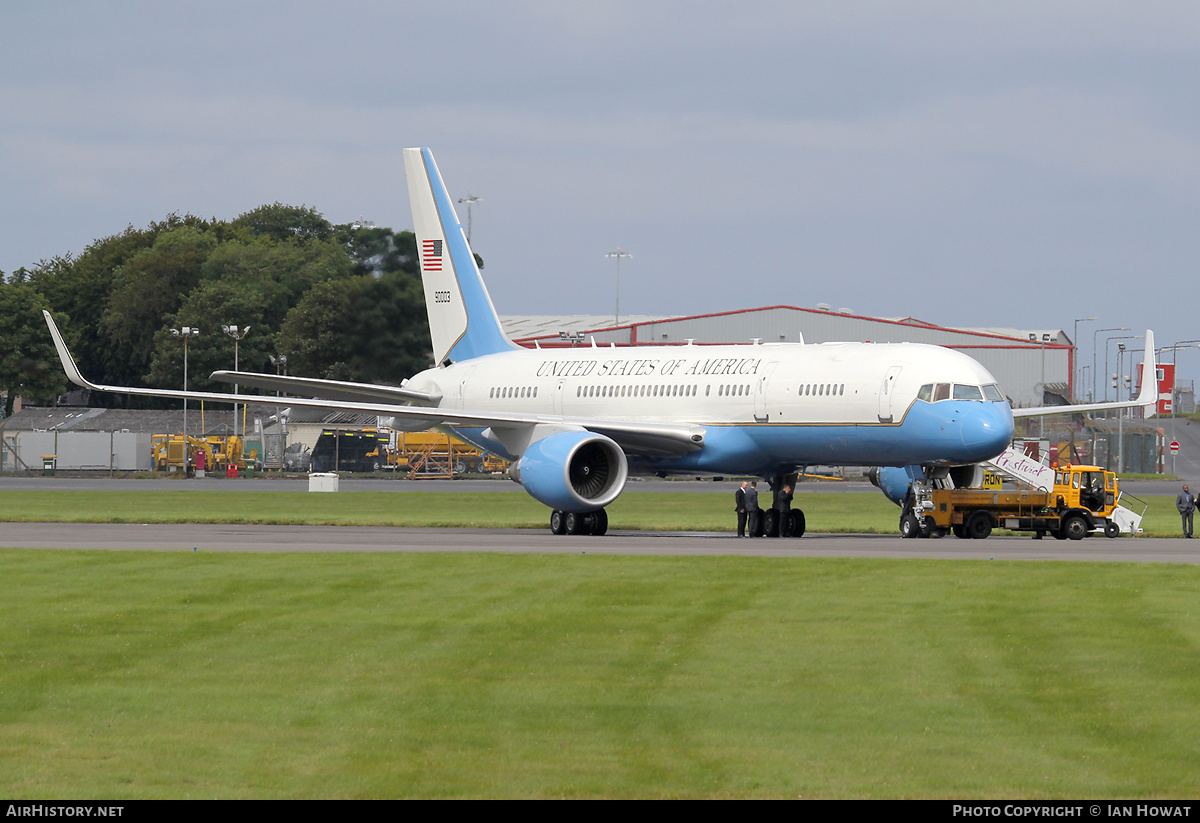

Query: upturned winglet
[[43, 310, 93, 390]]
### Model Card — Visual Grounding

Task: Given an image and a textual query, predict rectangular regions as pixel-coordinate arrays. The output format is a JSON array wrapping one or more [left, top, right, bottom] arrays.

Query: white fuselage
[[403, 340, 1015, 474]]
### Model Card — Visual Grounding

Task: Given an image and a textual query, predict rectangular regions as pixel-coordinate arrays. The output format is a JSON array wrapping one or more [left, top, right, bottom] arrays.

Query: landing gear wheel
[[921, 515, 940, 538], [790, 510, 805, 538], [966, 510, 993, 540], [762, 509, 779, 538], [592, 509, 609, 536], [1063, 515, 1089, 541], [565, 512, 586, 535], [900, 513, 920, 539], [1104, 521, 1120, 538], [550, 510, 567, 535]]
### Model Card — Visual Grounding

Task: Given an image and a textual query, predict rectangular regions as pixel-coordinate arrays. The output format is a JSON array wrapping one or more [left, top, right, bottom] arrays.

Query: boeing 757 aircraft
[[42, 147, 1157, 536]]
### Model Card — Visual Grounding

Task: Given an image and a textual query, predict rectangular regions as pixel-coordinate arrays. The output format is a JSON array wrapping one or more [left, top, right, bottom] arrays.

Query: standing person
[[735, 480, 749, 537], [776, 483, 794, 537], [745, 481, 760, 537], [1177, 484, 1195, 538]]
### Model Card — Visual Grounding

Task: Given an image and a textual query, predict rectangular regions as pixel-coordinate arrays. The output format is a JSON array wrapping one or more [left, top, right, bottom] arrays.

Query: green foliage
[[276, 270, 431, 381], [335, 225, 419, 278], [232, 203, 333, 243], [16, 205, 437, 408], [0, 282, 68, 418], [99, 226, 219, 390]]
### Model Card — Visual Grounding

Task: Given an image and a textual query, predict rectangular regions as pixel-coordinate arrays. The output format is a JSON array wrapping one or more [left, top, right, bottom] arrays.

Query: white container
[[308, 472, 339, 492]]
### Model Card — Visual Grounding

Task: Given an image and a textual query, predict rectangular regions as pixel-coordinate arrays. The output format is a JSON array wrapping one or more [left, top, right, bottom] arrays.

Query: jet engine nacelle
[[515, 431, 629, 512], [868, 466, 921, 507], [869, 463, 989, 506]]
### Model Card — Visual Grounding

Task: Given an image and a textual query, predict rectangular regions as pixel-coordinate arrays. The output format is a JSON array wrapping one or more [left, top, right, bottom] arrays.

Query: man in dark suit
[[776, 484, 794, 537], [735, 481, 749, 537], [1177, 485, 1195, 538], [745, 482, 760, 537]]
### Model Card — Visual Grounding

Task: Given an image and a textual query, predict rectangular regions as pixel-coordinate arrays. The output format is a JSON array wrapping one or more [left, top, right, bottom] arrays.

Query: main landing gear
[[759, 472, 806, 538], [550, 508, 608, 536], [758, 508, 807, 538]]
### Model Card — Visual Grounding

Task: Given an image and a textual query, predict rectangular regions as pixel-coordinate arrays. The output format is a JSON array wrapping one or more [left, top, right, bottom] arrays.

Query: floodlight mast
[[605, 247, 632, 327], [457, 194, 482, 244], [169, 326, 199, 471], [222, 325, 251, 439]]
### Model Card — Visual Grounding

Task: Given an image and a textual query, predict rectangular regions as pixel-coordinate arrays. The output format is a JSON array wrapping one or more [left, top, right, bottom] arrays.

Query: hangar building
[[501, 305, 1086, 409]]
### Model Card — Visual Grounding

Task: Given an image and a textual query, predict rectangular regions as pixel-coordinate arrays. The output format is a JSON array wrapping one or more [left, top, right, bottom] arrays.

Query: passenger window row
[[800, 383, 844, 397], [576, 384, 698, 398], [490, 386, 538, 399]]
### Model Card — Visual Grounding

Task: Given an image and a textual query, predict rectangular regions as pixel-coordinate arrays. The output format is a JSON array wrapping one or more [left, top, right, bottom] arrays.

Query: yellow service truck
[[904, 464, 1146, 540]]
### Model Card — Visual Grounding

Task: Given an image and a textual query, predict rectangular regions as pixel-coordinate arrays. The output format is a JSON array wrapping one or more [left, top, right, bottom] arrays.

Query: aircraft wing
[[42, 312, 704, 457], [209, 370, 440, 405], [1011, 329, 1158, 418]]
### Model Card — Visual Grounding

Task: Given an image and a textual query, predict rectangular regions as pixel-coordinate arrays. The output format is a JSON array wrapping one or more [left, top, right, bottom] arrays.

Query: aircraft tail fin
[[403, 147, 516, 366]]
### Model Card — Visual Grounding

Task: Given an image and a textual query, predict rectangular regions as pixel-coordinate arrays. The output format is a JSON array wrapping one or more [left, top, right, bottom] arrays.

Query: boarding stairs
[[984, 445, 1146, 534]]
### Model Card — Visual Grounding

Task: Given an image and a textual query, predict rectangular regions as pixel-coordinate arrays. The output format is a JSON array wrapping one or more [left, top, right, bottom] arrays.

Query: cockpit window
[[933, 383, 951, 402], [953, 384, 984, 401], [983, 384, 1005, 402], [917, 384, 933, 402]]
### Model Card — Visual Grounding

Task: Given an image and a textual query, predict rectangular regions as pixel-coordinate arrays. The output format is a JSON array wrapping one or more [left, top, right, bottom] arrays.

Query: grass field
[[2, 488, 1196, 797], [3, 549, 1200, 798], [0, 489, 1188, 536]]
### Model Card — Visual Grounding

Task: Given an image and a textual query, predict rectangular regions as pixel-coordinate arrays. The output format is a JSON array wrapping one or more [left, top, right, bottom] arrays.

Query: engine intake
[[516, 431, 629, 512]]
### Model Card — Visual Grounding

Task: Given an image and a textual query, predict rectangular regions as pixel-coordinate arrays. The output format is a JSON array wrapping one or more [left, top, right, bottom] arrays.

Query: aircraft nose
[[960, 404, 1014, 458]]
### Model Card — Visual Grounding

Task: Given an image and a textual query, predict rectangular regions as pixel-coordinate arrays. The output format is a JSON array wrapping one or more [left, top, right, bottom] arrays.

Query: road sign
[[1170, 441, 1180, 453]]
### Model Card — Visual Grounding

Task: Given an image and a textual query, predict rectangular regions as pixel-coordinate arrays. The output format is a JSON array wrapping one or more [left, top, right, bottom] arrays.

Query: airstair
[[984, 445, 1146, 534], [985, 446, 1056, 491]]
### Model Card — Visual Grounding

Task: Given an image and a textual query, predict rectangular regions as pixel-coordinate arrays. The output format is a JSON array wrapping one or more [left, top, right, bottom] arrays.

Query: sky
[[3, 1, 1199, 385]]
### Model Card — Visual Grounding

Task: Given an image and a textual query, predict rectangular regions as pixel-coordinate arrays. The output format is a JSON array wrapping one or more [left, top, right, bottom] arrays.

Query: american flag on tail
[[422, 239, 443, 271]]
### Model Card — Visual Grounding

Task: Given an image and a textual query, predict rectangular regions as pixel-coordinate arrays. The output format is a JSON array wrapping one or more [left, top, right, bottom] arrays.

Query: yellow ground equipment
[[904, 464, 1146, 540], [151, 434, 249, 473], [391, 430, 507, 476]]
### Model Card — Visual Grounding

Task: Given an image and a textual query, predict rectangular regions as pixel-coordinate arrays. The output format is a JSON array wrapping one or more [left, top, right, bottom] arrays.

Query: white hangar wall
[[505, 306, 1081, 409]]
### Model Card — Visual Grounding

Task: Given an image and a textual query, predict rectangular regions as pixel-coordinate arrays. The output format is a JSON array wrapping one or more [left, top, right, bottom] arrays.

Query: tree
[[334, 225, 420, 278], [276, 270, 430, 383], [99, 226, 218, 390], [232, 203, 333, 244], [145, 278, 274, 395], [0, 282, 67, 418]]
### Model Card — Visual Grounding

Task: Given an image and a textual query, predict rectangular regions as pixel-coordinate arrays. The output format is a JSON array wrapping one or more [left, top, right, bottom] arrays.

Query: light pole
[[457, 194, 482, 244], [223, 325, 251, 439], [1105, 334, 1137, 405], [1073, 317, 1095, 401], [269, 354, 288, 386], [605, 247, 632, 327], [170, 326, 199, 471], [1029, 333, 1051, 438], [1094, 327, 1128, 405], [1161, 341, 1200, 473]]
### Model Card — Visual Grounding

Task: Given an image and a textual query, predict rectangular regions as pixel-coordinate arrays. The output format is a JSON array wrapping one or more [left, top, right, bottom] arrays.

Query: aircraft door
[[877, 365, 902, 423], [554, 379, 565, 415], [458, 366, 476, 409], [754, 362, 777, 423]]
